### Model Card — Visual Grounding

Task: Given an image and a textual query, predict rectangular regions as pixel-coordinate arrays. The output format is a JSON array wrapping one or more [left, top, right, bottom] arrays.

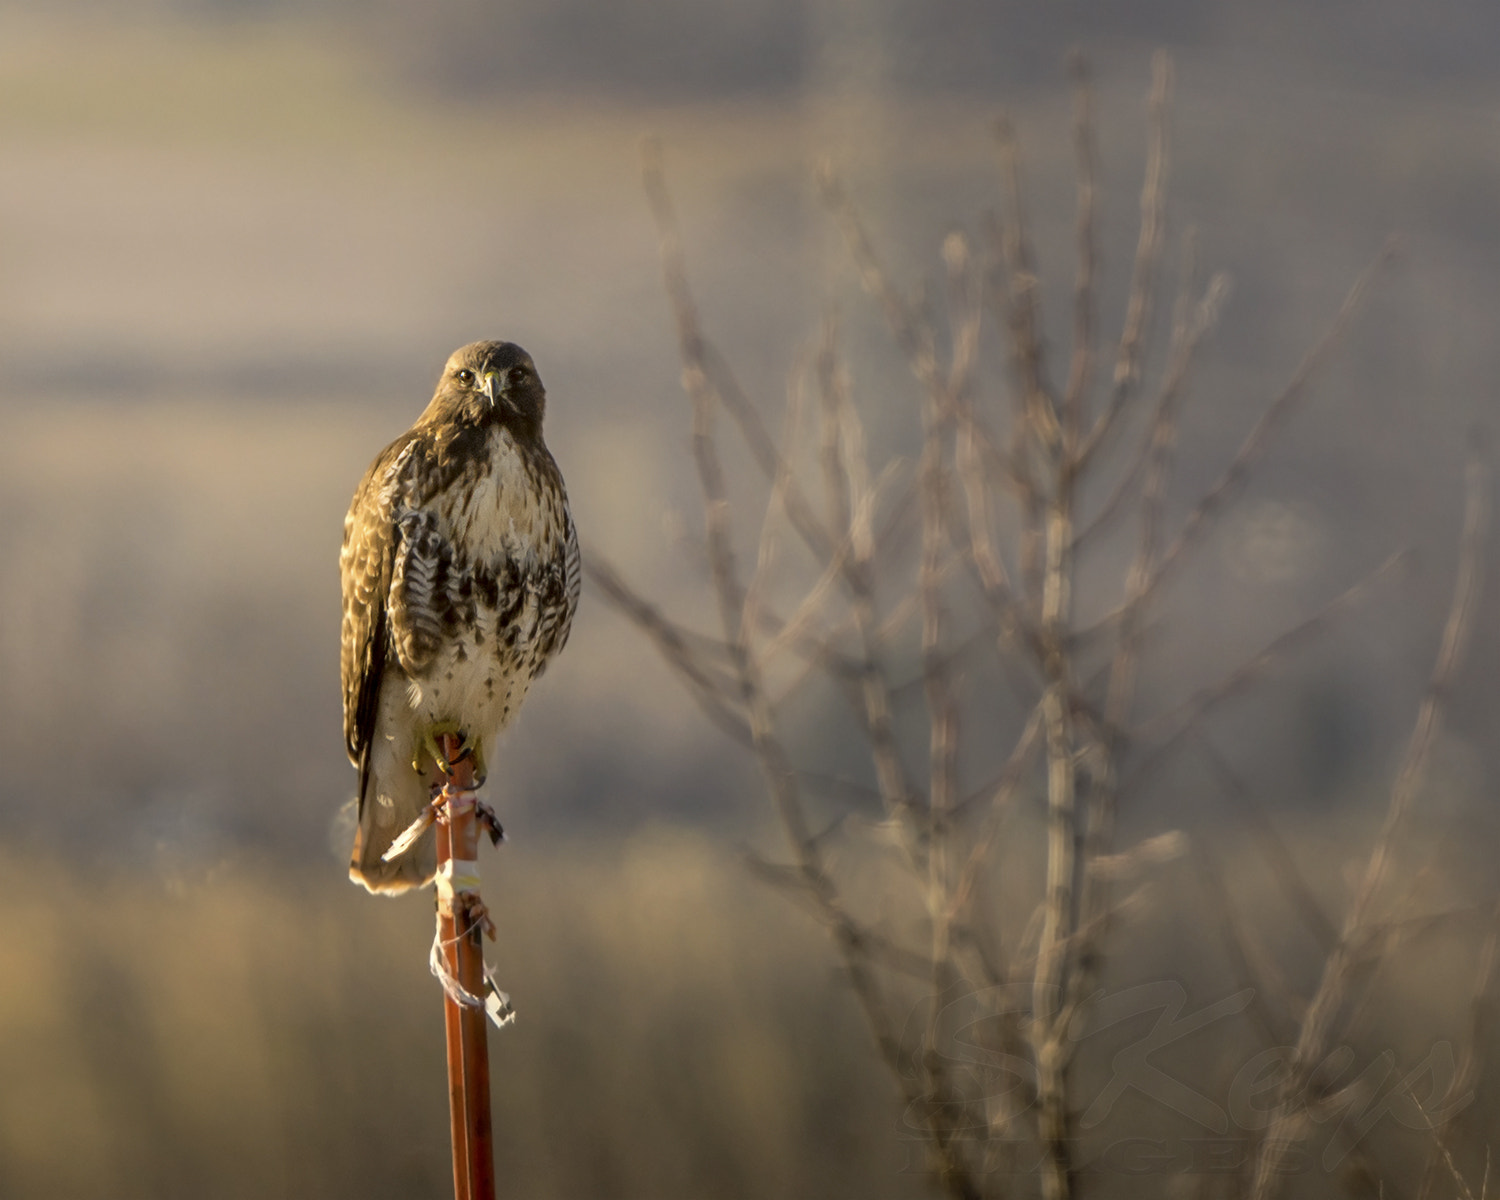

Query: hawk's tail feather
[[349, 832, 436, 894], [349, 762, 438, 895]]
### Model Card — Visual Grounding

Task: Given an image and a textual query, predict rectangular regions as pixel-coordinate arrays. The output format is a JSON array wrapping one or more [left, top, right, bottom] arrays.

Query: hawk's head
[[423, 340, 547, 438]]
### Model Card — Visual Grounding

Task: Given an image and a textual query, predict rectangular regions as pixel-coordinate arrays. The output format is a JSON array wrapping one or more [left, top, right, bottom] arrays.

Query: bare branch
[[1086, 830, 1186, 883], [584, 554, 751, 747], [1197, 736, 1337, 952], [742, 356, 811, 659], [1075, 49, 1173, 471], [818, 164, 1019, 496], [757, 462, 905, 665], [1189, 832, 1304, 1048], [644, 148, 981, 1190], [1070, 253, 1232, 975], [1071, 240, 1231, 555], [1130, 549, 1412, 785], [1249, 450, 1489, 1199], [1062, 51, 1098, 450], [1141, 240, 1396, 606], [993, 115, 1062, 455], [816, 311, 854, 543], [643, 139, 843, 575]]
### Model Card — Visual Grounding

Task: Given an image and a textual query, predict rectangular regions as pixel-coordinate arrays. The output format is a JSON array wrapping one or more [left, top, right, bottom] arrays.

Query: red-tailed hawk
[[340, 340, 580, 893]]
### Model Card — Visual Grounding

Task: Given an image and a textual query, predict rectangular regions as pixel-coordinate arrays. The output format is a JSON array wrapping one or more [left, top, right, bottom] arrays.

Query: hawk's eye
[[455, 368, 476, 386]]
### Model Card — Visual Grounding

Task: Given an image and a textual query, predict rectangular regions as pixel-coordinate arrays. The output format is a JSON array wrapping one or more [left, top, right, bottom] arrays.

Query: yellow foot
[[413, 722, 486, 784], [465, 738, 488, 787], [413, 721, 459, 776]]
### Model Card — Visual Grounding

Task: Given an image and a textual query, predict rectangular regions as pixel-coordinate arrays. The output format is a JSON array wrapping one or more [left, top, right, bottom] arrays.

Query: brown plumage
[[340, 340, 580, 893]]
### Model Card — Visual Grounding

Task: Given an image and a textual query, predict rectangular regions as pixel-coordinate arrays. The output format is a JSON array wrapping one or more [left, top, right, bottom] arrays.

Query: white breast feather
[[401, 427, 550, 741]]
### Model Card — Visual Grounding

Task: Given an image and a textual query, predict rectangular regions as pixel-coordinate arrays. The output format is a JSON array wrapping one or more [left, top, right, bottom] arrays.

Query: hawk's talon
[[463, 738, 488, 787], [413, 722, 460, 777], [414, 723, 488, 787]]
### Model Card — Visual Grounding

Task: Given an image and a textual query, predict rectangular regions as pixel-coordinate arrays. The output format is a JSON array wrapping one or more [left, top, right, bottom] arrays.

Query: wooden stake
[[433, 732, 495, 1200]]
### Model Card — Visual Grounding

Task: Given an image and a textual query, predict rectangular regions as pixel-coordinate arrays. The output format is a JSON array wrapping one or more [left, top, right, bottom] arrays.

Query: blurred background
[[0, 2, 1497, 1197]]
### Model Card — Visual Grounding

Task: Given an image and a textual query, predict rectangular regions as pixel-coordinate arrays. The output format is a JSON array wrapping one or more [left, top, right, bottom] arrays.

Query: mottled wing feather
[[351, 604, 385, 806], [519, 458, 581, 672], [340, 435, 417, 782], [389, 508, 451, 675], [560, 506, 581, 646]]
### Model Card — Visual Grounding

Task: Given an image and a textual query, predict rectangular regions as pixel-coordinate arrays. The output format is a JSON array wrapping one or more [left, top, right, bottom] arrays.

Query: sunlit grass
[[0, 828, 920, 1200]]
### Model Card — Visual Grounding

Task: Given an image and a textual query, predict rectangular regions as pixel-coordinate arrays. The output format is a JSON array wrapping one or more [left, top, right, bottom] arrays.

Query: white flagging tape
[[429, 920, 485, 1009], [428, 916, 518, 1031], [434, 857, 481, 902]]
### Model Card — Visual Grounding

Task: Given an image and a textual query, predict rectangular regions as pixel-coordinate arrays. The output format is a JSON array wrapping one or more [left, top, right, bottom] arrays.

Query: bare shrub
[[593, 53, 1493, 1200]]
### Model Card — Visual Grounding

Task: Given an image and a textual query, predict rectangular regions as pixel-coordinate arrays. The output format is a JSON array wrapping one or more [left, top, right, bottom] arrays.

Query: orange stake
[[433, 732, 495, 1200]]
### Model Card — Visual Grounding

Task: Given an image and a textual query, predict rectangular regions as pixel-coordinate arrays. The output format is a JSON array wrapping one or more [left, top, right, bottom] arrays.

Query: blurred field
[[0, 829, 931, 1200], [4, 808, 1492, 1199], [0, 4, 1497, 1197]]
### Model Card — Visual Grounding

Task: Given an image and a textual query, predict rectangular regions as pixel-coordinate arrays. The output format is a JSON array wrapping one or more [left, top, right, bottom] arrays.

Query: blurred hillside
[[0, 3, 1494, 862], [0, 4, 1496, 1197]]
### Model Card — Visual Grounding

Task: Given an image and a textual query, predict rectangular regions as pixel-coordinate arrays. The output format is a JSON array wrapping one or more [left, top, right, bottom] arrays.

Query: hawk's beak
[[481, 370, 503, 409]]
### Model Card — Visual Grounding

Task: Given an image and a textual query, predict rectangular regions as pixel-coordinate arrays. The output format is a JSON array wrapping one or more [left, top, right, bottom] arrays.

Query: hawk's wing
[[340, 435, 421, 800], [561, 504, 582, 645]]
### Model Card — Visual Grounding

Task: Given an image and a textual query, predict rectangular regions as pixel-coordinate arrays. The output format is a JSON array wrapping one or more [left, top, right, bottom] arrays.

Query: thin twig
[[1071, 233, 1229, 555], [1074, 50, 1172, 472], [742, 350, 814, 661], [1248, 451, 1488, 1200], [584, 554, 751, 747], [647, 143, 982, 1199], [1021, 119, 1082, 1193], [1062, 51, 1097, 451], [1070, 249, 1230, 999], [1129, 549, 1412, 787], [947, 703, 1046, 924], [757, 462, 904, 664], [1197, 736, 1338, 952], [993, 117, 1062, 456], [1189, 831, 1302, 1047], [1133, 241, 1397, 612], [642, 141, 845, 577]]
